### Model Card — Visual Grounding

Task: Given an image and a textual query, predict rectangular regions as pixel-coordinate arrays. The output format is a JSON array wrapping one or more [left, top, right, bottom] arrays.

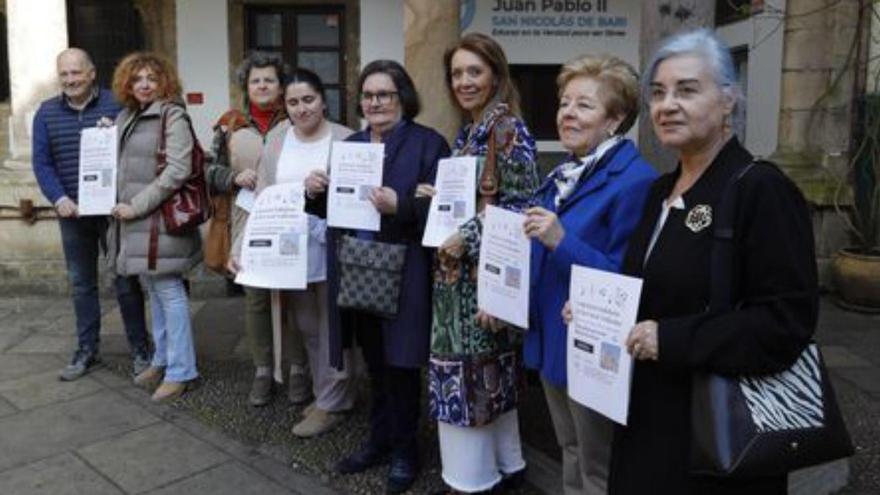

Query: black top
[[608, 137, 818, 494]]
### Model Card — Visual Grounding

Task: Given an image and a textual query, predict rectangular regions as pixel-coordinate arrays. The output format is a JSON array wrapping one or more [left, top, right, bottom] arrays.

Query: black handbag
[[336, 234, 407, 318], [690, 161, 854, 477]]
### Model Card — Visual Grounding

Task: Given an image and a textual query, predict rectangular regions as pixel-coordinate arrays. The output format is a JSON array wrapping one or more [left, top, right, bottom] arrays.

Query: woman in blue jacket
[[523, 54, 656, 495]]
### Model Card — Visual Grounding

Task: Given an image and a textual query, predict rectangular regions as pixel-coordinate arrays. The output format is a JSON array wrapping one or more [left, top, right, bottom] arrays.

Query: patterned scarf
[[550, 135, 622, 207], [452, 99, 536, 166]]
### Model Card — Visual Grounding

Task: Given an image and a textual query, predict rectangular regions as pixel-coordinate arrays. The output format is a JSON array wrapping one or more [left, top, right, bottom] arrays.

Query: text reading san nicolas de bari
[[491, 0, 627, 38]]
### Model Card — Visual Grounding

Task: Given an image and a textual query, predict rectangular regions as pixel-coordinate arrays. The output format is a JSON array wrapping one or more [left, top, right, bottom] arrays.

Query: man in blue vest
[[32, 48, 151, 381]]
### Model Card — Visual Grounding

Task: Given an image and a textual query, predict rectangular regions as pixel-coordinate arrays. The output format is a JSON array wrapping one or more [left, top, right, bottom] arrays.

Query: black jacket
[[608, 137, 818, 494]]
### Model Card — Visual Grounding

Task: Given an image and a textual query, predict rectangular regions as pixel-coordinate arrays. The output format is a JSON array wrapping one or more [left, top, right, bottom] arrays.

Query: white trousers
[[438, 409, 527, 493]]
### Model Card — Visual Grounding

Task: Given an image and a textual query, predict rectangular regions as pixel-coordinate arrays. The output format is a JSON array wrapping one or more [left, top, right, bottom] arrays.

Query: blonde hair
[[557, 54, 640, 134]]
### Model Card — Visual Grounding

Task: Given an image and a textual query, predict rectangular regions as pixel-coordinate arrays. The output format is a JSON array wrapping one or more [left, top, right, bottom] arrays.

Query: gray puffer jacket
[[111, 100, 201, 276]]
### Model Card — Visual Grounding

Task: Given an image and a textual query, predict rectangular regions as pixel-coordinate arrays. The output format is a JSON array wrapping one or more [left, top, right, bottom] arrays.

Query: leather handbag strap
[[148, 212, 160, 271], [477, 122, 506, 213], [709, 160, 757, 311], [148, 105, 170, 271], [156, 104, 169, 174]]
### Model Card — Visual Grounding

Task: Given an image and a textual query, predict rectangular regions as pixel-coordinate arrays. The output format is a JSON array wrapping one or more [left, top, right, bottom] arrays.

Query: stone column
[[5, 0, 68, 163], [773, 0, 863, 201], [638, 1, 716, 173], [0, 0, 71, 295], [771, 0, 866, 285], [403, 0, 459, 143]]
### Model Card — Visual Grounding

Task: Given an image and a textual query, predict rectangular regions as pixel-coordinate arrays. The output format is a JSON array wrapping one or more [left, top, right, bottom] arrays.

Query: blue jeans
[[58, 217, 149, 356], [140, 274, 198, 382]]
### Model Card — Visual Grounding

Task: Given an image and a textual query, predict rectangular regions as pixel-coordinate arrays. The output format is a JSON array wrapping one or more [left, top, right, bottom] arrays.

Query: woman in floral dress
[[423, 32, 539, 494]]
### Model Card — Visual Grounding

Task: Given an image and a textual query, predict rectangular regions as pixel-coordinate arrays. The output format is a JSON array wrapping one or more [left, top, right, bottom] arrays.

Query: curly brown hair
[[112, 52, 182, 110]]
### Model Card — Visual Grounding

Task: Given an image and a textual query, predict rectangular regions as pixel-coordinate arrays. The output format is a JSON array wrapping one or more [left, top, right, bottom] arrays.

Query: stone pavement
[[0, 294, 876, 494], [0, 298, 339, 495]]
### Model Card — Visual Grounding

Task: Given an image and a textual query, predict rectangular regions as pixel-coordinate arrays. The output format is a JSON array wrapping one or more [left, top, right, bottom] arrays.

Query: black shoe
[[386, 455, 419, 494], [248, 375, 274, 407], [494, 468, 526, 493], [335, 443, 389, 474], [59, 349, 102, 381]]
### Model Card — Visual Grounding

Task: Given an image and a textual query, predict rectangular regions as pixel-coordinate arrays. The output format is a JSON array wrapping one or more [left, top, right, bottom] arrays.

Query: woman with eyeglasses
[[304, 60, 450, 494]]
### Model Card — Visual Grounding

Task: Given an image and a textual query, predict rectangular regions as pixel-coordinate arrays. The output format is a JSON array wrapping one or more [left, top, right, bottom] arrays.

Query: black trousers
[[355, 314, 422, 461]]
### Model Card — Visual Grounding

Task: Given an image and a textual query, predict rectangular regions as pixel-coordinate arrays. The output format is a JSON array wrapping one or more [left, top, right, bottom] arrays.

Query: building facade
[[0, 0, 866, 293]]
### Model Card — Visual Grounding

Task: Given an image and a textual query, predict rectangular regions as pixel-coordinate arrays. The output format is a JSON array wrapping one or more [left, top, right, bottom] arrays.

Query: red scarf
[[249, 102, 276, 135]]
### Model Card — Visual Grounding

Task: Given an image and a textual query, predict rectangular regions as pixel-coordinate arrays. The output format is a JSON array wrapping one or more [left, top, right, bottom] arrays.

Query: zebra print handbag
[[690, 343, 853, 477], [690, 162, 854, 477]]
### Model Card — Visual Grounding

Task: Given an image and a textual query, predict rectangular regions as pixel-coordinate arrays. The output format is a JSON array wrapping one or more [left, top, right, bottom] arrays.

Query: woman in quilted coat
[[108, 52, 200, 403]]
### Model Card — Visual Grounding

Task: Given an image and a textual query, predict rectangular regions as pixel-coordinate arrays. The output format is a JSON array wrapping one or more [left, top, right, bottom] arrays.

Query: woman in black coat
[[595, 29, 818, 494]]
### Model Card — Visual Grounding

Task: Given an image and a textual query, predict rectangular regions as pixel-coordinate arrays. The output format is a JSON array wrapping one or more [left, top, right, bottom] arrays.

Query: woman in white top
[[230, 68, 357, 437]]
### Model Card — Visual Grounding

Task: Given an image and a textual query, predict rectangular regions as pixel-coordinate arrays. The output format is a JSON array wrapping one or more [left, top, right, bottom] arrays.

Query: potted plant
[[832, 93, 880, 311]]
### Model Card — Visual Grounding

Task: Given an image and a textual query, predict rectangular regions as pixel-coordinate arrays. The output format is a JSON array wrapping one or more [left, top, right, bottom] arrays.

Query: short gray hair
[[235, 51, 289, 101], [643, 28, 744, 129]]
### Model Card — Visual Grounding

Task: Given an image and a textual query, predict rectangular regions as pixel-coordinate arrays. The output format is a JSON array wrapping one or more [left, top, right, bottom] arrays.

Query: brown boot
[[133, 366, 164, 390], [151, 381, 187, 403], [292, 407, 345, 438]]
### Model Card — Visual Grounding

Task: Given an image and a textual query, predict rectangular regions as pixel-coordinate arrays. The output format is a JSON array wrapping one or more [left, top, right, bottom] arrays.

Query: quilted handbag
[[336, 234, 407, 318], [690, 162, 853, 477]]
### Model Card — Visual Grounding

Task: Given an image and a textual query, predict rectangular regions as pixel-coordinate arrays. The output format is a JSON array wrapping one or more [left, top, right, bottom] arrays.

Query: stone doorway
[[244, 5, 347, 122], [66, 0, 145, 89]]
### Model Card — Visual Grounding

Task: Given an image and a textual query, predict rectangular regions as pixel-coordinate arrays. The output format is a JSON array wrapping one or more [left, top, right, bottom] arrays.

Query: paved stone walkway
[[0, 298, 337, 495], [0, 295, 876, 494]]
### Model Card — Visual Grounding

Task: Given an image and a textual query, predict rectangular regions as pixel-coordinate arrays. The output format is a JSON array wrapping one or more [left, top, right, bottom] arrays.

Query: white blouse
[[644, 195, 686, 265], [275, 129, 332, 284]]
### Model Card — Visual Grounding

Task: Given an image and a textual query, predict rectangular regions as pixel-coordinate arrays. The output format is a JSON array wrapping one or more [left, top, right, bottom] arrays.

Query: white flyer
[[327, 141, 384, 231], [77, 126, 117, 216], [422, 156, 477, 248], [477, 205, 530, 328], [566, 265, 643, 425], [235, 188, 256, 213], [235, 182, 309, 290]]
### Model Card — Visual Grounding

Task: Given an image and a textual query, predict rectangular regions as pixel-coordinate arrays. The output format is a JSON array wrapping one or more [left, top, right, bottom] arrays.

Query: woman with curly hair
[[204, 52, 307, 408], [109, 52, 201, 402]]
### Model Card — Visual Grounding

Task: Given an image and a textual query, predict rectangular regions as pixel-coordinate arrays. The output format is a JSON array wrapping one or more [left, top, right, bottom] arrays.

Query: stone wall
[[773, 0, 868, 288]]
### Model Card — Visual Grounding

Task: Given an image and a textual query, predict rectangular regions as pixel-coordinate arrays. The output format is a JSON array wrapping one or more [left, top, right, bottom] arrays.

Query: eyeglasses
[[360, 91, 398, 105]]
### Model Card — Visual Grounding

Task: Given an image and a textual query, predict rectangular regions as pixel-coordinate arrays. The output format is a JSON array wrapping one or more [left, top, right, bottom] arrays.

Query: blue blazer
[[524, 139, 657, 387]]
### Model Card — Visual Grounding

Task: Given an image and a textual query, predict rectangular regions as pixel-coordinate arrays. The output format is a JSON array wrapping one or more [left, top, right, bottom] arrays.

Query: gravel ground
[[103, 356, 542, 495], [833, 374, 880, 494], [98, 295, 880, 495]]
